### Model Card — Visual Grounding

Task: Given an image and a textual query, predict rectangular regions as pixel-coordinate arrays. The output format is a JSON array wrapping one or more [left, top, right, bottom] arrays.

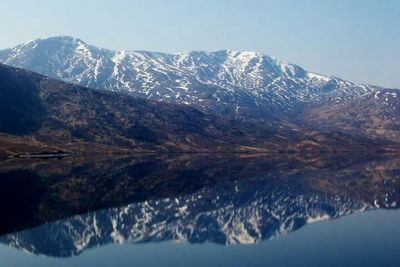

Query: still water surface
[[0, 154, 399, 266]]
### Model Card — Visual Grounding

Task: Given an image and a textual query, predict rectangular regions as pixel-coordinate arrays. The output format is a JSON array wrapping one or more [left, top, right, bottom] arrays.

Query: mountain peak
[[33, 35, 85, 44], [14, 36, 87, 50]]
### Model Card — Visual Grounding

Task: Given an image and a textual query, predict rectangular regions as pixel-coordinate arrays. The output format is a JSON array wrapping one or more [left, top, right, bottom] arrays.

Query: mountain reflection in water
[[0, 153, 399, 258]]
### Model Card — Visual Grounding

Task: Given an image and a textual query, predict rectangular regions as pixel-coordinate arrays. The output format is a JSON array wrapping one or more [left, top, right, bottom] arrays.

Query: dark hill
[[0, 64, 393, 156]]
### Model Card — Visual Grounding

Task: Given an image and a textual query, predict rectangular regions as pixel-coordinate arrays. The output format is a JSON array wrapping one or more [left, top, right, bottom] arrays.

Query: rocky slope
[[301, 89, 400, 143]]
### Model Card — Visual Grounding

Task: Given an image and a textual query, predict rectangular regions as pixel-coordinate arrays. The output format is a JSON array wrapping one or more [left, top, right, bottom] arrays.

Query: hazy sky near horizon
[[1, 0, 399, 87]]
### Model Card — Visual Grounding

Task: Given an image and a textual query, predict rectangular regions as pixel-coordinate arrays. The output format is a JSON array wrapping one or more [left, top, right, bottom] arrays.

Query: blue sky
[[1, 0, 399, 87]]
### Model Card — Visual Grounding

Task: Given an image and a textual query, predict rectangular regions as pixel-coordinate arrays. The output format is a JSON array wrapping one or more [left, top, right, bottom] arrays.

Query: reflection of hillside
[[0, 154, 399, 257]]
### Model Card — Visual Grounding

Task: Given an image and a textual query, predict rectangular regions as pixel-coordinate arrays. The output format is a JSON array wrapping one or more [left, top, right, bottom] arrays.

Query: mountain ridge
[[1, 63, 388, 156], [0, 36, 386, 120], [1, 37, 400, 155]]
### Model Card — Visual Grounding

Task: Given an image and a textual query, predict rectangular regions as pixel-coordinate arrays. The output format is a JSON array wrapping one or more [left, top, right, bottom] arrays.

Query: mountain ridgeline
[[0, 36, 381, 120], [0, 36, 399, 155]]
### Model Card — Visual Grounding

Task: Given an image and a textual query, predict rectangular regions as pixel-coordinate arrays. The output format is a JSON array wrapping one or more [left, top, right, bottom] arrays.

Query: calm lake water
[[0, 154, 399, 266]]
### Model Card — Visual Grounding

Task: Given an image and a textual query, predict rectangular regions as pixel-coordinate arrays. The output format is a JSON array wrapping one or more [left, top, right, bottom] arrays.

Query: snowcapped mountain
[[0, 36, 381, 119]]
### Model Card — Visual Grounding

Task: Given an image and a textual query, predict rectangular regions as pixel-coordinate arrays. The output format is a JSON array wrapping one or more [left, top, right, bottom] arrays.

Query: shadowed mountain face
[[0, 154, 399, 257], [0, 63, 392, 156], [0, 66, 45, 135]]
